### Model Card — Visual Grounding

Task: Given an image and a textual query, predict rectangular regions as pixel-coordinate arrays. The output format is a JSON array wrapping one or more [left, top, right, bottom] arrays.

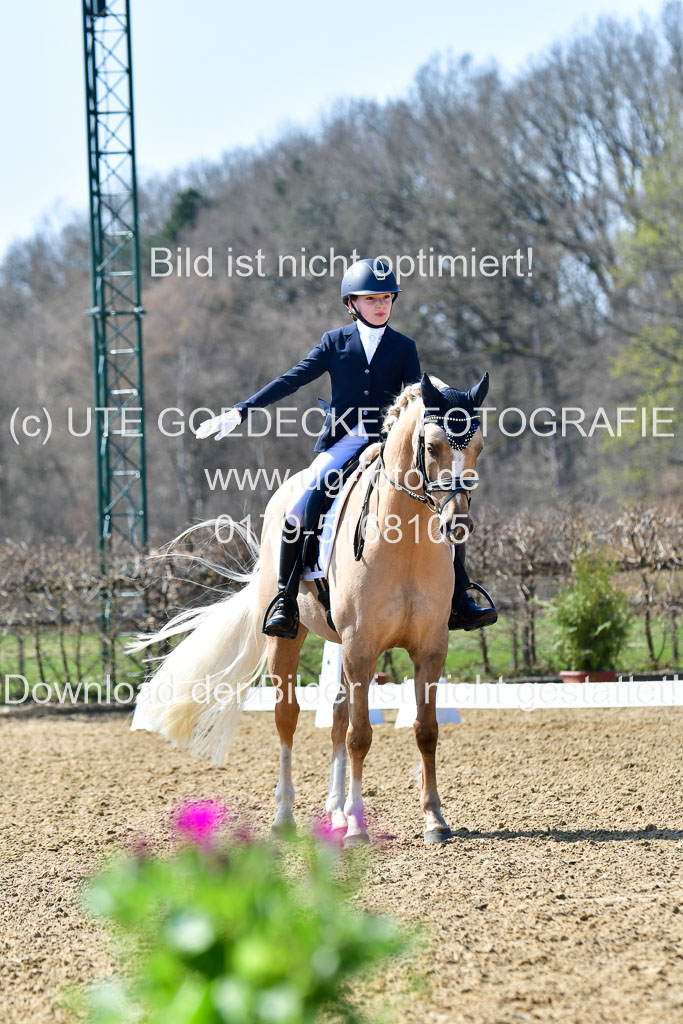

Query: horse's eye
[[426, 445, 436, 456]]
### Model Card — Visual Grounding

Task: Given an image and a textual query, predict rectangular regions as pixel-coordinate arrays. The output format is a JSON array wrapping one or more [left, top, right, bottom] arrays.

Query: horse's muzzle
[[440, 511, 472, 545]]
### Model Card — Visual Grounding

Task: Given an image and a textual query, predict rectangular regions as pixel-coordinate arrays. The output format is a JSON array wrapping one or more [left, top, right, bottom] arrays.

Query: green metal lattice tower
[[82, 0, 147, 675]]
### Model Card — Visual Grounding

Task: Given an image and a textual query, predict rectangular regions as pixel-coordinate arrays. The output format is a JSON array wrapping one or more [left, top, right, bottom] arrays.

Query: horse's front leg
[[342, 652, 374, 846], [269, 630, 307, 835], [414, 651, 452, 844], [324, 675, 349, 834]]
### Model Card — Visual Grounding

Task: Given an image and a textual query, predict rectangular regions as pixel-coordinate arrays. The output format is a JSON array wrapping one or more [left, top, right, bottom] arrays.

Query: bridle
[[378, 409, 480, 517], [353, 400, 482, 561]]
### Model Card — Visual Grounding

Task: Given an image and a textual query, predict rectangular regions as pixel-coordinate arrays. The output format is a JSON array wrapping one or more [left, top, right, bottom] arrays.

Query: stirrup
[[449, 582, 498, 632], [262, 592, 300, 639]]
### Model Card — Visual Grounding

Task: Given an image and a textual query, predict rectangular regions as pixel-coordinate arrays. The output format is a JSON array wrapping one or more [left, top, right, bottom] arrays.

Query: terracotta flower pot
[[559, 670, 618, 684]]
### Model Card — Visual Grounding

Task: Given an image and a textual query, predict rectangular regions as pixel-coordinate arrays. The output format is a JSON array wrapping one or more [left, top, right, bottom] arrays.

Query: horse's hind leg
[[269, 629, 308, 835], [414, 651, 453, 844], [325, 675, 349, 834]]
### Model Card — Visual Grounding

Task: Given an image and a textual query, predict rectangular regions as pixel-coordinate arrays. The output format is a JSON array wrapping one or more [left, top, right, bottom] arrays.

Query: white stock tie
[[357, 322, 385, 364]]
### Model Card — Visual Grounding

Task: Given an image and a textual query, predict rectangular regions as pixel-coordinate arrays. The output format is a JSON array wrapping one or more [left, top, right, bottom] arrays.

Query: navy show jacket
[[235, 322, 421, 452]]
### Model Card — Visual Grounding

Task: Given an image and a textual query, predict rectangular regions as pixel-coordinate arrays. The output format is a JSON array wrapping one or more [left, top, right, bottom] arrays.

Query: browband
[[422, 414, 480, 451]]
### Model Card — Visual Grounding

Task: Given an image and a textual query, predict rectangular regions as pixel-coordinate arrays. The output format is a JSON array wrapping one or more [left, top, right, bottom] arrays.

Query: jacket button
[[363, 390, 369, 396], [365, 368, 370, 374]]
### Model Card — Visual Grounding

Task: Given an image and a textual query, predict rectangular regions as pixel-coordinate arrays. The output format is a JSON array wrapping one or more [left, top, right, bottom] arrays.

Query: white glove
[[194, 407, 242, 440]]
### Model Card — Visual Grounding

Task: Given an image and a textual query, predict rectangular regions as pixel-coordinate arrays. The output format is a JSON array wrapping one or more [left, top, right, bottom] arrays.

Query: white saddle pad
[[270, 465, 365, 582], [300, 465, 364, 580]]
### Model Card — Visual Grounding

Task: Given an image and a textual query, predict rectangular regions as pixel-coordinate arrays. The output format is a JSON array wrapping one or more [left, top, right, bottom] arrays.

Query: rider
[[196, 257, 497, 638]]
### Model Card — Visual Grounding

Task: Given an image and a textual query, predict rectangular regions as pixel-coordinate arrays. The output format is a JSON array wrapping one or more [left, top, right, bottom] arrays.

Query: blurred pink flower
[[311, 813, 397, 849], [173, 800, 229, 847], [127, 830, 154, 861], [312, 816, 346, 847], [231, 821, 255, 844]]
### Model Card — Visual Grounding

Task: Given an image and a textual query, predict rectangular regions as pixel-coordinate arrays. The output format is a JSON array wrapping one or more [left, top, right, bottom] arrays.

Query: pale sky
[[0, 0, 669, 259]]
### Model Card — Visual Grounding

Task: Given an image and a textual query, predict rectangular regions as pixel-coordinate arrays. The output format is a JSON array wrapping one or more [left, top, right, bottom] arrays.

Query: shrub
[[548, 550, 632, 671]]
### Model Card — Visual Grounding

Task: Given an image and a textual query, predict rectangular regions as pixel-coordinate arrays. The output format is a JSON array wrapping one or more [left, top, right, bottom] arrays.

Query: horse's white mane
[[382, 375, 447, 434]]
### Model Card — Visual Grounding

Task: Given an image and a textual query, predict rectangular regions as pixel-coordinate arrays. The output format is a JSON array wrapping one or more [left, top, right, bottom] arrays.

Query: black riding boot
[[448, 543, 498, 631], [262, 519, 306, 639]]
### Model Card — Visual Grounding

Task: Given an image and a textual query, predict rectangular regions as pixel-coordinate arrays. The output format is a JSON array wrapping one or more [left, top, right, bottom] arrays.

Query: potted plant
[[549, 549, 632, 682]]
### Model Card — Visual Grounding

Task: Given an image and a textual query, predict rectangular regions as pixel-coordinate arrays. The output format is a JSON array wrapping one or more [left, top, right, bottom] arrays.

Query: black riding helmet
[[341, 257, 401, 327]]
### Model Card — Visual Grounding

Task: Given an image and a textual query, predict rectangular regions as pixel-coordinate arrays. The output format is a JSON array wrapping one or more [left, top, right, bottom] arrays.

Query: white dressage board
[[241, 642, 681, 729]]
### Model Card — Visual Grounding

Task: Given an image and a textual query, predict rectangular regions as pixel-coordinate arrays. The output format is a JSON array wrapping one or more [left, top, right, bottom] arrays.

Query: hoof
[[424, 826, 453, 845], [323, 808, 347, 834], [270, 820, 296, 839], [343, 831, 370, 849]]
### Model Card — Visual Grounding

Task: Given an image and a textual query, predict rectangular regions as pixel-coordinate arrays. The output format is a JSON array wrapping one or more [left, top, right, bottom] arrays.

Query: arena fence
[[0, 504, 679, 700]]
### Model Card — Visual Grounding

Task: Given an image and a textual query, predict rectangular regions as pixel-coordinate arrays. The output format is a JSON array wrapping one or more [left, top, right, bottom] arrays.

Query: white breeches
[[285, 429, 369, 526]]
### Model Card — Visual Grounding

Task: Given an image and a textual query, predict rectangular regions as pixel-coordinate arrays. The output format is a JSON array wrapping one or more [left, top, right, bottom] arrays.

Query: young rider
[[196, 257, 497, 638]]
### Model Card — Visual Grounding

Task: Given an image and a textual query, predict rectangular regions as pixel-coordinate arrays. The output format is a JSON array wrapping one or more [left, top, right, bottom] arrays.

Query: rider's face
[[352, 293, 393, 325]]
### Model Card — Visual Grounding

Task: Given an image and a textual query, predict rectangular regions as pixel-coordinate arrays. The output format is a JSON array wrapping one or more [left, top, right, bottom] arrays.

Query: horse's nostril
[[444, 521, 470, 544]]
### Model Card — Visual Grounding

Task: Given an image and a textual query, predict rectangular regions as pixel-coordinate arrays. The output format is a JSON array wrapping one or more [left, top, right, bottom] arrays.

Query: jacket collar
[[342, 322, 396, 342]]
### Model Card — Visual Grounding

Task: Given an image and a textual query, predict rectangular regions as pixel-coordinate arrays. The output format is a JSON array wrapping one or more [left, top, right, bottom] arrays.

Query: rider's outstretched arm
[[195, 335, 331, 440]]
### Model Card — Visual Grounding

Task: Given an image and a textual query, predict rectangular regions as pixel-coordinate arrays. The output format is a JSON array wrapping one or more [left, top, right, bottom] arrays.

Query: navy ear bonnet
[[419, 372, 489, 451]]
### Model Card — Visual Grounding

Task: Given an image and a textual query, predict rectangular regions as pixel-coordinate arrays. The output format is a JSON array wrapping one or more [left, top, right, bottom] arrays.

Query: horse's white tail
[[131, 519, 267, 766]]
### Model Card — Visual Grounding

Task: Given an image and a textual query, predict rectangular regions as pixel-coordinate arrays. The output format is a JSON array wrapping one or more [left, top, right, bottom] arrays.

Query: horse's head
[[417, 372, 489, 544]]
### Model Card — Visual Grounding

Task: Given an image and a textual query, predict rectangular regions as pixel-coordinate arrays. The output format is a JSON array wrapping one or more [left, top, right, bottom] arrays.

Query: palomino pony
[[132, 372, 489, 845]]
